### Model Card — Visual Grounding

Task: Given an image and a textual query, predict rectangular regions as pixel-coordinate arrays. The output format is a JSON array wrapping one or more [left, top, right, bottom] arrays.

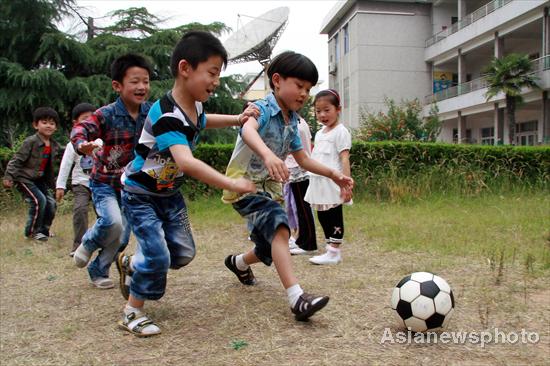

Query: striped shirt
[[122, 92, 205, 196]]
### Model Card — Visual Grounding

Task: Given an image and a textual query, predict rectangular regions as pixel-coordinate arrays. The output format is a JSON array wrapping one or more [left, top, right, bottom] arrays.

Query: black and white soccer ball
[[390, 272, 455, 332]]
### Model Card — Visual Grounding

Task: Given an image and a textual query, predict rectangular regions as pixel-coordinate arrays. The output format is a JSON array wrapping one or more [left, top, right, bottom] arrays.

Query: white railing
[[425, 56, 548, 104], [425, 0, 513, 47]]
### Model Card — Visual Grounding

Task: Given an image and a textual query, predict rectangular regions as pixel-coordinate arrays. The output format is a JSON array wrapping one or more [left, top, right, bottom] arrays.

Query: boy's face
[[73, 111, 92, 125], [112, 66, 150, 110], [182, 55, 223, 102], [33, 118, 57, 137], [272, 75, 312, 113]]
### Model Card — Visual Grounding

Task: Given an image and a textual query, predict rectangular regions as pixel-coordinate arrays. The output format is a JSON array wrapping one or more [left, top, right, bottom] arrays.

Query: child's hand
[[2, 179, 13, 189], [341, 187, 353, 203], [55, 188, 65, 202], [238, 103, 260, 126], [77, 141, 101, 156], [331, 171, 354, 192], [264, 154, 289, 182], [231, 178, 257, 194]]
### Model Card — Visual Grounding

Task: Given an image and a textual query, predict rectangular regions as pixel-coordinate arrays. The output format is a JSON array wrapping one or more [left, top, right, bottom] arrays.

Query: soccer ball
[[390, 272, 455, 332]]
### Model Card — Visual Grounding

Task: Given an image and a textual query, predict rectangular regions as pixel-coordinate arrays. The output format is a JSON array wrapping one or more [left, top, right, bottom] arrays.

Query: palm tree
[[484, 53, 539, 145]]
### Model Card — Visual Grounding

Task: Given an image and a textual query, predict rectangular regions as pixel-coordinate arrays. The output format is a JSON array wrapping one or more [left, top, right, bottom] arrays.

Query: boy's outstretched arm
[[169, 144, 256, 193], [205, 103, 260, 129], [292, 149, 354, 194], [240, 118, 289, 182]]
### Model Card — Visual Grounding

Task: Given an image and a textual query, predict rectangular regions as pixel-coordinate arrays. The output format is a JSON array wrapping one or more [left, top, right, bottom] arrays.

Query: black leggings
[[317, 205, 344, 244], [290, 179, 317, 251]]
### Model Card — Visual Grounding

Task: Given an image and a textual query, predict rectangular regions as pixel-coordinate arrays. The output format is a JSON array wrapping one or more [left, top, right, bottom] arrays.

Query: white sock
[[327, 244, 341, 256], [124, 304, 143, 316], [235, 254, 249, 271], [286, 284, 304, 307]]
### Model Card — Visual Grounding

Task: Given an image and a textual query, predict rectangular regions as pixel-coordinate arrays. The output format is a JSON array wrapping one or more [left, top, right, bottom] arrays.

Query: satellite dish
[[225, 7, 289, 64], [224, 7, 290, 98]]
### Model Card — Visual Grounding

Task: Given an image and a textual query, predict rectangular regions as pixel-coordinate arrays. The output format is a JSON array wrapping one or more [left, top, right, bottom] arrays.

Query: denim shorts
[[232, 192, 290, 266]]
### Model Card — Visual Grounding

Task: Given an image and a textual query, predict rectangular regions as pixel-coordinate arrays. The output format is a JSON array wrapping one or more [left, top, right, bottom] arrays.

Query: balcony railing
[[426, 0, 513, 47], [425, 55, 549, 104]]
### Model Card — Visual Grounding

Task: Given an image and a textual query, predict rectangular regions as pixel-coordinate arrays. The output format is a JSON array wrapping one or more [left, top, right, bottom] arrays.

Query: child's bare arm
[[205, 103, 260, 129], [340, 150, 351, 177], [169, 144, 256, 193], [241, 118, 289, 182]]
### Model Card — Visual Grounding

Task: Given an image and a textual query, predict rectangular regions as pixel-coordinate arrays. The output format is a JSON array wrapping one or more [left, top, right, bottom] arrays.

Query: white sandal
[[118, 311, 161, 337]]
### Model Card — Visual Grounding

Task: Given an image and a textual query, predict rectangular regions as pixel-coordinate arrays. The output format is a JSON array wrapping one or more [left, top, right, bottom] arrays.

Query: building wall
[[329, 1, 432, 128]]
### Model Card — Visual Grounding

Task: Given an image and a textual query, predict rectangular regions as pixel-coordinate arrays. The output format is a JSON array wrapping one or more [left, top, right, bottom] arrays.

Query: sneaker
[[224, 255, 257, 286], [33, 233, 48, 241], [90, 277, 114, 289], [118, 310, 161, 337], [288, 237, 297, 248], [309, 251, 342, 265], [290, 247, 317, 256], [73, 243, 92, 268], [291, 292, 330, 321], [116, 253, 133, 300]]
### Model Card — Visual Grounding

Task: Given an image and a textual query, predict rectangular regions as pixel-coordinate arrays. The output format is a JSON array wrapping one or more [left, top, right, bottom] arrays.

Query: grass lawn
[[0, 191, 549, 365]]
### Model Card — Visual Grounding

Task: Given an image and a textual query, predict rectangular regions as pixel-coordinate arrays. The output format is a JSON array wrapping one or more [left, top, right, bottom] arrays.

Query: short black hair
[[110, 53, 152, 83], [267, 51, 318, 90], [32, 107, 59, 124], [71, 103, 96, 120], [170, 31, 228, 77]]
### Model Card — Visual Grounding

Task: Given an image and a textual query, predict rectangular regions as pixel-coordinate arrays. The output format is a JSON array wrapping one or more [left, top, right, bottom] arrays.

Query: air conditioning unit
[[328, 62, 337, 75]]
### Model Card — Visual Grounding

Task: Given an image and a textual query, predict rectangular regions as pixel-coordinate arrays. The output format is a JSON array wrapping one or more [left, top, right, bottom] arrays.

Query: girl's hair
[[314, 89, 341, 108]]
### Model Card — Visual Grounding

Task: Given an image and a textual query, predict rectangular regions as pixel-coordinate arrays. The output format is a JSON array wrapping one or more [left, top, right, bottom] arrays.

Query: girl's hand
[[341, 187, 353, 203], [231, 177, 257, 194]]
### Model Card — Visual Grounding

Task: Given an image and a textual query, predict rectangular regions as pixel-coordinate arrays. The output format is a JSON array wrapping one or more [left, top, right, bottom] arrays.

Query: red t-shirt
[[38, 145, 51, 177]]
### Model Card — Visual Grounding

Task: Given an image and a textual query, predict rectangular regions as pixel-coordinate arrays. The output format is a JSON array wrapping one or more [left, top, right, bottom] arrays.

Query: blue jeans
[[232, 192, 290, 266], [83, 180, 129, 280], [16, 180, 56, 237], [122, 191, 196, 301]]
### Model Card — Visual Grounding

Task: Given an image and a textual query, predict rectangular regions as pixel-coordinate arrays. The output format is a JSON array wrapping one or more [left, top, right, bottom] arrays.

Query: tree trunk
[[506, 95, 516, 145]]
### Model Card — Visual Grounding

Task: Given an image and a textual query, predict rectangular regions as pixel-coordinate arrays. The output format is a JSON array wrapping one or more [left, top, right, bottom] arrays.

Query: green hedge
[[2, 142, 549, 202], [184, 142, 550, 200]]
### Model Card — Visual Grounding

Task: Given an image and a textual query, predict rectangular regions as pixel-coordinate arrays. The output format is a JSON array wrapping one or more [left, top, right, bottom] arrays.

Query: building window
[[343, 25, 349, 54], [452, 128, 472, 143], [480, 127, 495, 145], [343, 77, 350, 108], [334, 33, 339, 61], [515, 120, 538, 146]]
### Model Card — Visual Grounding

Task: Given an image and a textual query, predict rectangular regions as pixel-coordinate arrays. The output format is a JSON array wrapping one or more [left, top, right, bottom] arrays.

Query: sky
[[71, 0, 342, 89]]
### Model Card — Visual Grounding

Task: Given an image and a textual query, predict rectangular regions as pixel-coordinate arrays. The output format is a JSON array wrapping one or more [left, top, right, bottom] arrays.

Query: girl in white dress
[[304, 89, 352, 265]]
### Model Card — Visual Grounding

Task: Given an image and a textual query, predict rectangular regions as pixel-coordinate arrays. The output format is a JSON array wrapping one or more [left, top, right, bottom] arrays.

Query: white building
[[321, 0, 550, 145]]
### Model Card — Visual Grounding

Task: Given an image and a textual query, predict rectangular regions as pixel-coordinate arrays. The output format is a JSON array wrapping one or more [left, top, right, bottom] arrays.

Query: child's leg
[[309, 205, 344, 265], [290, 180, 317, 251], [71, 184, 90, 252], [271, 225, 297, 289], [16, 181, 47, 239], [39, 182, 56, 237]]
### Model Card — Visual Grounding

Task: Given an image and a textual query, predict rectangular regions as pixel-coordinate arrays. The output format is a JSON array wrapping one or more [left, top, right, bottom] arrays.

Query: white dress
[[304, 124, 351, 211]]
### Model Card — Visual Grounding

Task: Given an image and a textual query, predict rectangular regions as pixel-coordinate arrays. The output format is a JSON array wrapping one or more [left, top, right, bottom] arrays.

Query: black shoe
[[291, 292, 330, 321], [224, 255, 257, 286], [116, 253, 133, 300]]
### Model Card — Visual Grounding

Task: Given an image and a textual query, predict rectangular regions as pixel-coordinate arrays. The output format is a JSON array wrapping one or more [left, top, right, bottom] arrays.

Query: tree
[[355, 98, 441, 142], [484, 53, 539, 145], [0, 1, 245, 148]]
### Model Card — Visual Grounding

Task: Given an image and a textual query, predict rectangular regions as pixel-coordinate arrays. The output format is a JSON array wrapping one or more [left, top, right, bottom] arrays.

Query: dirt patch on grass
[[1, 208, 549, 366]]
